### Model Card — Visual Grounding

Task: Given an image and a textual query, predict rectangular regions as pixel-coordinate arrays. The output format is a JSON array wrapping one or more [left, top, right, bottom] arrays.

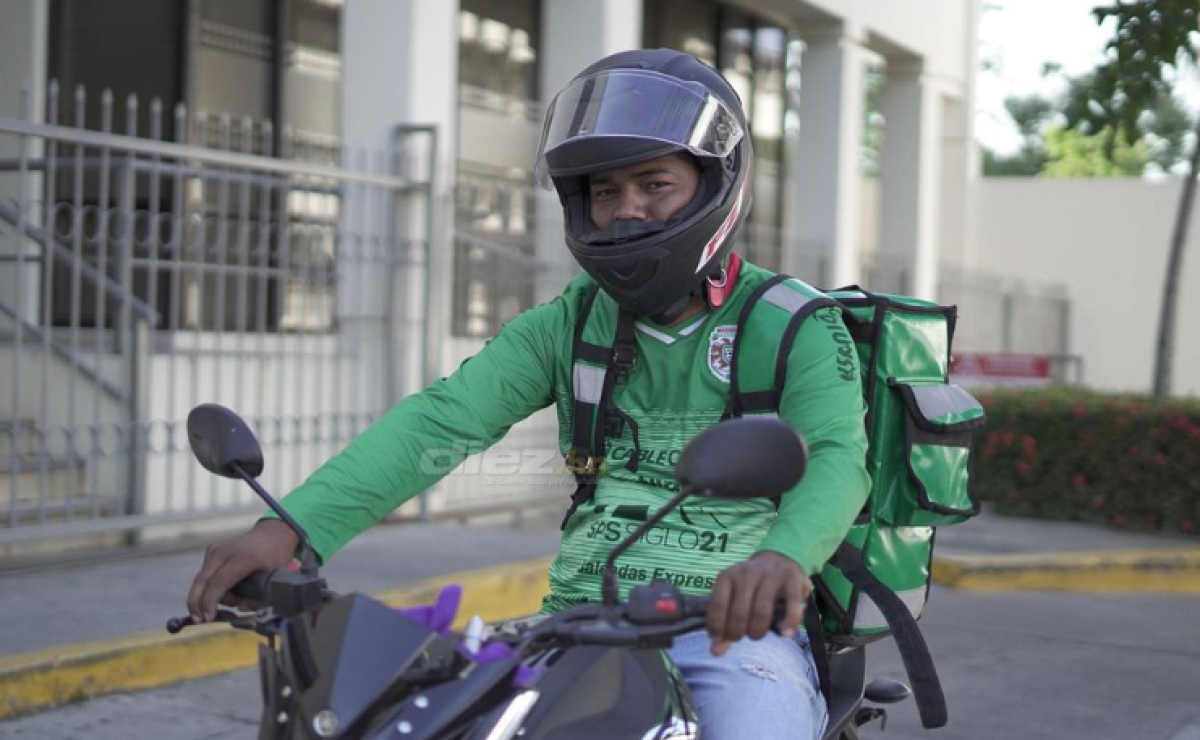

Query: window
[[454, 0, 543, 338]]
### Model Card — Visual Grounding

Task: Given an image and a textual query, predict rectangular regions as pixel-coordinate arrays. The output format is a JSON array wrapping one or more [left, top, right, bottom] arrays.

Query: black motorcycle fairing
[[509, 646, 696, 740], [363, 656, 523, 740], [283, 594, 455, 736]]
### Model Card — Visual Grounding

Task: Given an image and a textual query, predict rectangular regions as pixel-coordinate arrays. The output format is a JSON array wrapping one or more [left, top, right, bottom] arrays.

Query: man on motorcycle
[[187, 48, 870, 740]]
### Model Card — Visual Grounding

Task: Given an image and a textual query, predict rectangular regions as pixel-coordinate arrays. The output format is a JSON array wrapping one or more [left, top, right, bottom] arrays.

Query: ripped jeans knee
[[667, 630, 827, 740]]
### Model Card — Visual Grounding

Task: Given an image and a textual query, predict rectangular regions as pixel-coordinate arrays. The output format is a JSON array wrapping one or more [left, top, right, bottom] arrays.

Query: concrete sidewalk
[[2, 509, 1198, 721]]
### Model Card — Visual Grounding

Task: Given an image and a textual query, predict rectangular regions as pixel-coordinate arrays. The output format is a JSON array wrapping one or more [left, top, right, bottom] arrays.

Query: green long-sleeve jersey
[[274, 260, 870, 611]]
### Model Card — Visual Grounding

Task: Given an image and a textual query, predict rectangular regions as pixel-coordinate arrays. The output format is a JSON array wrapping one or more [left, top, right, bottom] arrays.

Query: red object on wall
[[951, 352, 1053, 387]]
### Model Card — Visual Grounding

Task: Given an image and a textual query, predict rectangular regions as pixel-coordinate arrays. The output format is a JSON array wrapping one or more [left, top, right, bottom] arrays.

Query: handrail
[[0, 157, 345, 197], [0, 300, 128, 403], [0, 199, 160, 324], [0, 115, 420, 190]]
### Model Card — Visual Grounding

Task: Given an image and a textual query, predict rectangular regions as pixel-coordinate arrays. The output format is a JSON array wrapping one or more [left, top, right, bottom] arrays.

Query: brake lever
[[165, 604, 275, 634]]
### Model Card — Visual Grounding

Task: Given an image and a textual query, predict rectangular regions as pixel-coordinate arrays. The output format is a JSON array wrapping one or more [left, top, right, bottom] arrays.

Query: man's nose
[[613, 189, 649, 221]]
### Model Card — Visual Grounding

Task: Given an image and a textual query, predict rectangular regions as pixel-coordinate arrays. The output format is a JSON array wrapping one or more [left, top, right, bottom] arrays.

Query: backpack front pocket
[[878, 382, 986, 526]]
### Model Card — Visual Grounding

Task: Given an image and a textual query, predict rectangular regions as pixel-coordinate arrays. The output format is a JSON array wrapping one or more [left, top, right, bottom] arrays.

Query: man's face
[[588, 153, 701, 231]]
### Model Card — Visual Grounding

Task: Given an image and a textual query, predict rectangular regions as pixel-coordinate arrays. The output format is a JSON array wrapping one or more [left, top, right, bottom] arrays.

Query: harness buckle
[[612, 341, 637, 380], [565, 449, 605, 476]]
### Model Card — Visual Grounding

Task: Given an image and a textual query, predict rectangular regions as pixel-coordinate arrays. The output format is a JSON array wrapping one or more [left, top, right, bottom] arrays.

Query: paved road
[[0, 519, 562, 658], [5, 585, 1199, 739]]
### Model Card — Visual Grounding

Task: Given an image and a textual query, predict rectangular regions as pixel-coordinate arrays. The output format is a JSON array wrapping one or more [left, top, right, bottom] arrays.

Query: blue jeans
[[667, 630, 827, 740]]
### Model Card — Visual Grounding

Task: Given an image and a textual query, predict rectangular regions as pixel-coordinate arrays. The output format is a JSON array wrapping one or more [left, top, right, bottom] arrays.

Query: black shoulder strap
[[726, 274, 839, 418], [830, 542, 948, 729], [804, 594, 832, 711], [563, 290, 639, 528]]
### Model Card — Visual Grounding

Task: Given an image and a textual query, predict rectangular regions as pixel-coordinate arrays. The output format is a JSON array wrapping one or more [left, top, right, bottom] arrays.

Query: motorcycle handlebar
[[230, 570, 275, 602]]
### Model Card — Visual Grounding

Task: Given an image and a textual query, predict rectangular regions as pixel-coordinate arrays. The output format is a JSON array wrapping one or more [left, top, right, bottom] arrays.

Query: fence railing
[[938, 264, 1071, 358], [0, 82, 432, 548]]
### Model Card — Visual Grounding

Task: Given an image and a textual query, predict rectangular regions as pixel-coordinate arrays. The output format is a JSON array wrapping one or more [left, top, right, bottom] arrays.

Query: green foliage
[[974, 388, 1200, 535], [1068, 1, 1199, 146], [982, 94, 1055, 176], [985, 1, 1197, 177], [1144, 91, 1193, 173], [1042, 126, 1149, 177]]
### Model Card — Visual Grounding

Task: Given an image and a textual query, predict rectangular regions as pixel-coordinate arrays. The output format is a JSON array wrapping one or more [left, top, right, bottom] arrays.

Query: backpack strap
[[830, 542, 948, 729], [726, 275, 839, 419], [562, 285, 640, 529]]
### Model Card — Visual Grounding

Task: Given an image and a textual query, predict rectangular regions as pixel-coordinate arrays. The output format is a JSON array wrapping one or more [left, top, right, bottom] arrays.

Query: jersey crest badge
[[708, 325, 737, 383]]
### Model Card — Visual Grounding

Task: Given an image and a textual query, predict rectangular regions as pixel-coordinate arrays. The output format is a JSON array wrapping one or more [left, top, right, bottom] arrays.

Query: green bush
[[973, 388, 1200, 536]]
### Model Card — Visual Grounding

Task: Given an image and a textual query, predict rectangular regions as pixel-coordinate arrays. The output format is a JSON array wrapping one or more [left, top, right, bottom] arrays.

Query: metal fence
[[0, 82, 433, 550], [937, 264, 1072, 359]]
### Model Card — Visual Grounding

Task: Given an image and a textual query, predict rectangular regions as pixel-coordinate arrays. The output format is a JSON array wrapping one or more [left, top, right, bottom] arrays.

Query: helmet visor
[[534, 69, 744, 189]]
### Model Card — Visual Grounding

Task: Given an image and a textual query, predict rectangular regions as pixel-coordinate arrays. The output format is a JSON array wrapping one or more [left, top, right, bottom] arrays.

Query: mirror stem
[[229, 461, 320, 573], [601, 487, 694, 607]]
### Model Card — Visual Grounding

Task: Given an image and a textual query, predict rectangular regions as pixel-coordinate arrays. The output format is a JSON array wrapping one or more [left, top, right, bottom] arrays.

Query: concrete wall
[[974, 178, 1200, 397]]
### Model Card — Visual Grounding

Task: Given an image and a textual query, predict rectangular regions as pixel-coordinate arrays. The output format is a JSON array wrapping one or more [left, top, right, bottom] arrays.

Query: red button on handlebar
[[655, 598, 679, 615]]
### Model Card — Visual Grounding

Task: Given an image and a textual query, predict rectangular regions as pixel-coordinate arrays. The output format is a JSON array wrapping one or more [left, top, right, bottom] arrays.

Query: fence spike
[[240, 116, 253, 154], [100, 88, 113, 133], [47, 79, 60, 125], [261, 120, 274, 157], [149, 98, 163, 142], [196, 110, 209, 149], [126, 92, 139, 137], [19, 79, 32, 121], [219, 112, 231, 150], [74, 84, 86, 128], [173, 101, 187, 143]]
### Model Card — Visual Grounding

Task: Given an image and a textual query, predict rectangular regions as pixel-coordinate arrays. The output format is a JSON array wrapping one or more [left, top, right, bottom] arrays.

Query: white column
[[541, 0, 643, 101], [941, 0, 982, 278], [533, 0, 643, 302], [0, 0, 48, 322], [787, 22, 867, 288], [340, 0, 460, 399], [879, 62, 943, 300]]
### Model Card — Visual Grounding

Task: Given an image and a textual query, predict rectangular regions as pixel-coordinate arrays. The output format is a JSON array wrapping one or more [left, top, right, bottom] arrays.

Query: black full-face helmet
[[533, 49, 753, 322]]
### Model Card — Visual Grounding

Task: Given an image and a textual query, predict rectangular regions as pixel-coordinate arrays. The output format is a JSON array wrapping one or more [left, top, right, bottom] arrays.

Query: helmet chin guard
[[534, 49, 753, 317]]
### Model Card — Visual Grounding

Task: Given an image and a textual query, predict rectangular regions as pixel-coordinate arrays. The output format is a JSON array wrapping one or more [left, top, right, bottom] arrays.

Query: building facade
[[0, 0, 989, 551]]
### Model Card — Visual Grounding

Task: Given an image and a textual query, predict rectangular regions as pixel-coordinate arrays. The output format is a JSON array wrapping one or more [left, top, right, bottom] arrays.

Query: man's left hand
[[706, 550, 811, 656]]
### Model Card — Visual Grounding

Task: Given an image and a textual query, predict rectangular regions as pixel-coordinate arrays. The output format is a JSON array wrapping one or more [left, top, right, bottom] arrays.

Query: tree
[[983, 94, 1056, 175], [1041, 126, 1149, 177], [984, 70, 1190, 177], [1145, 92, 1192, 174], [1068, 1, 1199, 398]]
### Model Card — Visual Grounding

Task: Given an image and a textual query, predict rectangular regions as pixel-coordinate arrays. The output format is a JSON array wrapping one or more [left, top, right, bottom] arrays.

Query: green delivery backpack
[[563, 274, 985, 730], [726, 277, 986, 729]]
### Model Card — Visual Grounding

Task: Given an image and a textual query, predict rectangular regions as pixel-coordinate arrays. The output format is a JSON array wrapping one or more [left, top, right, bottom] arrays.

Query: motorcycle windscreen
[[283, 593, 451, 732]]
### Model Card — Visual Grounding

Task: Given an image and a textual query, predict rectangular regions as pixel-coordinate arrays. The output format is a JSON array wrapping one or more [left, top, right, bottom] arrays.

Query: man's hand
[[707, 550, 811, 656], [186, 519, 300, 623]]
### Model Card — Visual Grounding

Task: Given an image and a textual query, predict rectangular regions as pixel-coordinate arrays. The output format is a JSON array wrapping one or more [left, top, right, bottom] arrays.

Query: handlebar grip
[[230, 570, 274, 602], [166, 615, 193, 634], [681, 595, 710, 618], [683, 596, 791, 633]]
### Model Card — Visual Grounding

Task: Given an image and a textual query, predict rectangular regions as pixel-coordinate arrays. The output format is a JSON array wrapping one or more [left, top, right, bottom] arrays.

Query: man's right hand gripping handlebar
[[187, 519, 300, 623]]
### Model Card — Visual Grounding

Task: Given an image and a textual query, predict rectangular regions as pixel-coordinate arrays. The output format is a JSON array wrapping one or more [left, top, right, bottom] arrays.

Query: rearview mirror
[[187, 404, 265, 479], [674, 417, 807, 499]]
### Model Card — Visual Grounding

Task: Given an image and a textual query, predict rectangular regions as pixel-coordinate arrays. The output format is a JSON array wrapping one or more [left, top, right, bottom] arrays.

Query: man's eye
[[591, 188, 616, 199], [645, 181, 672, 192]]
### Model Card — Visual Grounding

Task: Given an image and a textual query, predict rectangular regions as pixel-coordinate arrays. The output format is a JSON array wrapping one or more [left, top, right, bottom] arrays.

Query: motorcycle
[[169, 404, 912, 739]]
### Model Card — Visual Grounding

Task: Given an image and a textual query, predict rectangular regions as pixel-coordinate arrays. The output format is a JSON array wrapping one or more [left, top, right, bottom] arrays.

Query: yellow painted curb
[[932, 549, 1200, 593], [0, 556, 553, 721]]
